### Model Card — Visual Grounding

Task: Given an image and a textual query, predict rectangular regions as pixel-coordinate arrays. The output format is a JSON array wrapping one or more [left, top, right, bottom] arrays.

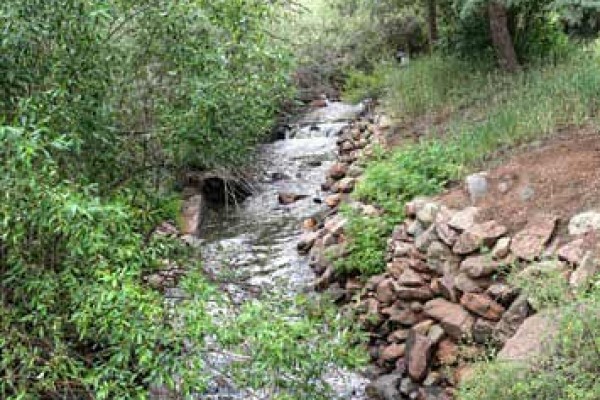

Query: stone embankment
[[298, 113, 600, 400]]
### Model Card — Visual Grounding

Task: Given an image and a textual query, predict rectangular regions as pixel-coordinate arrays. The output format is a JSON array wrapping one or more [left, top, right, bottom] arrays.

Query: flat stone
[[388, 329, 410, 343], [397, 268, 425, 287], [436, 221, 459, 246], [492, 237, 511, 259], [570, 251, 600, 289], [412, 319, 435, 335], [389, 309, 421, 326], [460, 255, 505, 278], [453, 220, 507, 255], [393, 242, 414, 258], [427, 324, 445, 344], [424, 298, 474, 340], [278, 192, 308, 205], [448, 207, 480, 232], [406, 331, 434, 382], [460, 293, 505, 321], [454, 273, 483, 293], [511, 214, 557, 261], [498, 312, 558, 363], [395, 286, 434, 302], [568, 211, 600, 235], [557, 238, 587, 265]]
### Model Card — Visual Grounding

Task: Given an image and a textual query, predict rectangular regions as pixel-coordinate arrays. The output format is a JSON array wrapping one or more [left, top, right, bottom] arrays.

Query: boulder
[[498, 312, 558, 363], [406, 331, 434, 382], [460, 293, 505, 321], [511, 214, 557, 261], [180, 193, 205, 235], [453, 221, 507, 255], [570, 251, 600, 289], [424, 298, 474, 340], [568, 211, 600, 235]]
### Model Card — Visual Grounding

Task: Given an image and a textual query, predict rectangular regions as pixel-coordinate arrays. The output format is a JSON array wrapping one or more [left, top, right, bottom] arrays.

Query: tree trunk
[[426, 0, 438, 51], [488, 1, 520, 72]]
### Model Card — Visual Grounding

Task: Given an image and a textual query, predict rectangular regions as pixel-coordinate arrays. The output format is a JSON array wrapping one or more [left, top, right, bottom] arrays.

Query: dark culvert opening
[[201, 177, 253, 207]]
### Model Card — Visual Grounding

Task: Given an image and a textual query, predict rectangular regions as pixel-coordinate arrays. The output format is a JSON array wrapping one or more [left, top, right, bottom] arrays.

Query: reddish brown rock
[[511, 214, 557, 261], [335, 177, 356, 193], [328, 162, 348, 180], [454, 273, 484, 293], [406, 331, 434, 382], [453, 220, 507, 255], [389, 309, 422, 326], [278, 192, 308, 205], [557, 238, 586, 265], [491, 237, 511, 259], [436, 221, 459, 246], [448, 207, 479, 231], [498, 312, 558, 362], [381, 343, 406, 363], [439, 274, 459, 303], [424, 299, 474, 340], [324, 194, 342, 208], [302, 217, 318, 231], [396, 286, 434, 302], [459, 255, 505, 278], [388, 329, 410, 343], [460, 293, 505, 321], [436, 339, 459, 366], [376, 278, 396, 304], [397, 268, 425, 287]]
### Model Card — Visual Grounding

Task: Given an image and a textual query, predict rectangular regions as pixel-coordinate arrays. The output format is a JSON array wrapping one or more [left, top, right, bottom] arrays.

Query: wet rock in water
[[568, 211, 600, 235], [335, 177, 356, 193], [328, 162, 348, 180], [570, 250, 600, 289], [511, 214, 557, 261], [453, 221, 507, 255], [278, 192, 308, 205], [466, 172, 488, 203], [325, 193, 343, 208], [302, 217, 318, 231], [366, 373, 403, 400], [406, 330, 434, 382], [460, 293, 505, 321], [297, 231, 319, 254], [424, 298, 474, 340]]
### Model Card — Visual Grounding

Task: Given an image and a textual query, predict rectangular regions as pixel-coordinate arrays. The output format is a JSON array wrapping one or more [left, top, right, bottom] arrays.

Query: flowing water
[[196, 102, 370, 399]]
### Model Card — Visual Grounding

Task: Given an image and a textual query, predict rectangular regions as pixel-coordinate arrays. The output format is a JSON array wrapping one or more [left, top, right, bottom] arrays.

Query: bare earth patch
[[439, 126, 600, 233]]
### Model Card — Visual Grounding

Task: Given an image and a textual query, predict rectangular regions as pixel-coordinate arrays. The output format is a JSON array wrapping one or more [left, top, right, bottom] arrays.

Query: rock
[[472, 318, 497, 344], [460, 293, 505, 321], [324, 215, 347, 236], [517, 260, 568, 280], [568, 211, 600, 235], [454, 273, 483, 293], [389, 309, 421, 326], [415, 226, 437, 252], [439, 274, 459, 302], [381, 343, 406, 363], [486, 283, 519, 306], [436, 221, 459, 247], [393, 242, 414, 258], [492, 237, 511, 259], [325, 194, 343, 208], [302, 217, 318, 231], [396, 286, 434, 302], [424, 299, 474, 340], [498, 312, 558, 363], [347, 165, 365, 178], [366, 373, 403, 400], [448, 207, 480, 232], [297, 231, 319, 254], [466, 172, 489, 203], [494, 294, 531, 343], [453, 365, 475, 386], [376, 278, 397, 304], [406, 331, 434, 382], [153, 221, 179, 237], [453, 221, 507, 255], [407, 219, 425, 237], [399, 378, 419, 396], [146, 273, 165, 289], [388, 329, 410, 343], [427, 324, 445, 345], [557, 238, 586, 265], [180, 193, 205, 235], [278, 192, 308, 205], [511, 214, 557, 261], [405, 198, 428, 218], [519, 185, 535, 201], [412, 319, 435, 335], [570, 251, 600, 289], [328, 163, 348, 180], [397, 268, 425, 287], [322, 233, 337, 247], [336, 177, 356, 193], [362, 204, 382, 217], [436, 339, 458, 366], [459, 255, 504, 278], [416, 202, 440, 227]]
